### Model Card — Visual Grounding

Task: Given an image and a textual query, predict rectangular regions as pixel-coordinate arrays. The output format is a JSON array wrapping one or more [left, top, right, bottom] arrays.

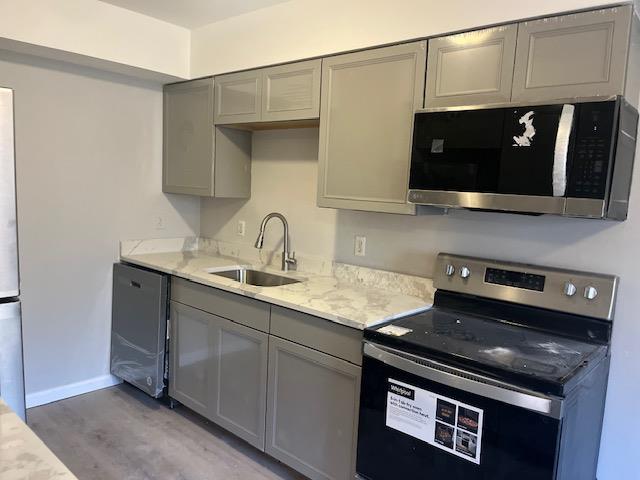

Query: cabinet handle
[[130, 281, 141, 289]]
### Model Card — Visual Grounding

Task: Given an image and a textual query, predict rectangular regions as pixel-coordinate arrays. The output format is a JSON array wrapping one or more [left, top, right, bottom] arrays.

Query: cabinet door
[[261, 59, 321, 122], [317, 42, 426, 214], [209, 316, 268, 451], [163, 79, 214, 196], [214, 70, 262, 124], [266, 336, 361, 480], [425, 25, 517, 107], [512, 6, 632, 103], [169, 302, 212, 417]]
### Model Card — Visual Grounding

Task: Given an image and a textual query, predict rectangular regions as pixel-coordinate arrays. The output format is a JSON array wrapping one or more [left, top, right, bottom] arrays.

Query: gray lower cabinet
[[425, 25, 517, 108], [512, 5, 633, 103], [266, 335, 361, 480], [169, 301, 211, 418], [209, 314, 268, 450], [170, 280, 362, 478], [317, 41, 426, 214], [169, 300, 269, 450], [163, 78, 252, 197]]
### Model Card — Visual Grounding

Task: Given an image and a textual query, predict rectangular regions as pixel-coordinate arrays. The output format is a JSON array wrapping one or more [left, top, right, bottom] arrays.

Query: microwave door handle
[[364, 341, 563, 418], [552, 104, 575, 197]]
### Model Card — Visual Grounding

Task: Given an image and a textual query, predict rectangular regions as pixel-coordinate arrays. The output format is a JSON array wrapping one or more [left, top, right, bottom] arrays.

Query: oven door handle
[[363, 342, 563, 419], [552, 104, 575, 197]]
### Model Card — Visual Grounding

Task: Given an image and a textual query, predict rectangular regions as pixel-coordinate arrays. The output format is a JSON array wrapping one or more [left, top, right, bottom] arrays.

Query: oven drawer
[[356, 342, 563, 480]]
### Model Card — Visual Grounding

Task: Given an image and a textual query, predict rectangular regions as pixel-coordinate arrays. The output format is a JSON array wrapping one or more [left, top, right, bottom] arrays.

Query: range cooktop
[[366, 305, 608, 396]]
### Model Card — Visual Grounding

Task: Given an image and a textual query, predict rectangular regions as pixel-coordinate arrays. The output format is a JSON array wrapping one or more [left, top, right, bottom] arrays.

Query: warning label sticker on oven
[[386, 379, 484, 464]]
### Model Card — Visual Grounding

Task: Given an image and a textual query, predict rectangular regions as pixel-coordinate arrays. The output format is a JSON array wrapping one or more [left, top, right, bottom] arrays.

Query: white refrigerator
[[0, 87, 25, 420]]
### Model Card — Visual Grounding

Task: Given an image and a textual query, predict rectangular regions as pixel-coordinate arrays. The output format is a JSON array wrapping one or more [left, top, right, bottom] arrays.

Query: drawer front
[[270, 306, 363, 365], [171, 277, 270, 333]]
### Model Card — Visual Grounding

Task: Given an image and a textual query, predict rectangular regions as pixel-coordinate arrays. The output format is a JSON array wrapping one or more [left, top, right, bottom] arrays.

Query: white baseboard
[[26, 374, 123, 409]]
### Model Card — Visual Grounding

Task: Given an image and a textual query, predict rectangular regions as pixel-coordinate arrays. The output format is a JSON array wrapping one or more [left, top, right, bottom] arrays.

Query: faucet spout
[[254, 213, 296, 272]]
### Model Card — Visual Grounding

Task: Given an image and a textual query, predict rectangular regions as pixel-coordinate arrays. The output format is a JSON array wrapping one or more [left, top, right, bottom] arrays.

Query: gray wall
[[0, 51, 200, 402], [201, 128, 640, 479]]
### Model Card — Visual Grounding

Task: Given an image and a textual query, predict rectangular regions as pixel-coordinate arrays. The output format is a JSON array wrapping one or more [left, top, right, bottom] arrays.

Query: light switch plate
[[354, 235, 366, 257]]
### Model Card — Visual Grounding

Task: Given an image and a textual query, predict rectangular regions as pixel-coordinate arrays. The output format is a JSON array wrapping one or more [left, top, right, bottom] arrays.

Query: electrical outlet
[[237, 220, 246, 237], [354, 235, 366, 257], [155, 216, 165, 230]]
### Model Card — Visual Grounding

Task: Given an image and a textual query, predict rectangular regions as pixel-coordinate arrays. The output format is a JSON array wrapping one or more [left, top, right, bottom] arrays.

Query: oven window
[[357, 356, 560, 480]]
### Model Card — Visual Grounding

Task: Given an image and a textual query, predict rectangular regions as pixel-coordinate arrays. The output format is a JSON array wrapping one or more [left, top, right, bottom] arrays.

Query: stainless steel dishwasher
[[111, 263, 168, 398]]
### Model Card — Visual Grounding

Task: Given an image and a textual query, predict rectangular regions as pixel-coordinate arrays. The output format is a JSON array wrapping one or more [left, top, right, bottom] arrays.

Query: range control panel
[[484, 268, 545, 292], [434, 253, 618, 321]]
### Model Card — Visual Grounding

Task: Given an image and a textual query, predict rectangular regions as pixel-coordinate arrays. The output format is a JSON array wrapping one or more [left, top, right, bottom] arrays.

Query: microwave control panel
[[567, 101, 617, 199]]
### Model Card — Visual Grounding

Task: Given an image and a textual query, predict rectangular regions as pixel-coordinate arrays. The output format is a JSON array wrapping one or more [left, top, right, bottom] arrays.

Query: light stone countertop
[[0, 399, 77, 480], [120, 238, 435, 330]]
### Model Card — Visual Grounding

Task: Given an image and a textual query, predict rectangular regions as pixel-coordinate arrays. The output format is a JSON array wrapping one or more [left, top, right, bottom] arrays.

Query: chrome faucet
[[254, 212, 297, 272]]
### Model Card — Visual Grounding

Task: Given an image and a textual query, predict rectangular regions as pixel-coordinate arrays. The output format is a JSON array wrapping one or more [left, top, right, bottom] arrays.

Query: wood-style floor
[[27, 383, 306, 480]]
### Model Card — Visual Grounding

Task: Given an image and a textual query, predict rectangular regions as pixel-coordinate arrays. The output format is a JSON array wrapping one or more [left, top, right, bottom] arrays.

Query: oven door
[[408, 104, 575, 215], [356, 342, 563, 480]]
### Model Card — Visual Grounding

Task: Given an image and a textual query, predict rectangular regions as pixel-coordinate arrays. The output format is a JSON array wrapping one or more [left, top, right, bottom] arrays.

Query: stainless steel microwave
[[408, 98, 638, 220]]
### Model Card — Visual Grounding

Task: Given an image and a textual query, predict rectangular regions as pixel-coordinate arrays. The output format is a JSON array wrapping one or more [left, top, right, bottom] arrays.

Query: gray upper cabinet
[[261, 59, 321, 122], [214, 69, 262, 124], [209, 314, 268, 451], [163, 78, 252, 197], [163, 78, 214, 196], [266, 336, 361, 480], [215, 60, 322, 125], [425, 25, 517, 108], [512, 6, 633, 103], [317, 41, 427, 214]]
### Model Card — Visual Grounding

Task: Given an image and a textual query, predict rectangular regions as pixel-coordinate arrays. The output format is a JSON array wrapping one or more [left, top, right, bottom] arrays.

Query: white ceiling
[[99, 0, 292, 28]]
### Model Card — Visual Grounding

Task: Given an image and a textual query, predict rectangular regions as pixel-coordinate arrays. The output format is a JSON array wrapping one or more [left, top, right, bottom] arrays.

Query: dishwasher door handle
[[363, 341, 563, 418]]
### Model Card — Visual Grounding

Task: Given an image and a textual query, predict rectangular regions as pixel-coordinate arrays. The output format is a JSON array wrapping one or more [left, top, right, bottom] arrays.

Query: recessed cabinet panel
[[214, 70, 262, 124], [210, 316, 268, 450], [262, 59, 321, 122], [266, 336, 361, 480], [318, 42, 426, 214], [512, 6, 632, 102], [426, 25, 517, 107], [163, 79, 214, 195], [169, 301, 211, 417]]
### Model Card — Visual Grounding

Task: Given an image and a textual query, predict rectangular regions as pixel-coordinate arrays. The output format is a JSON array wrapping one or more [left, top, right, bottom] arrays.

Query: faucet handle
[[284, 251, 297, 271]]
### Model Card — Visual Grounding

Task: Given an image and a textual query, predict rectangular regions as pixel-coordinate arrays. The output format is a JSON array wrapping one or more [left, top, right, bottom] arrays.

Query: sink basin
[[209, 268, 301, 287]]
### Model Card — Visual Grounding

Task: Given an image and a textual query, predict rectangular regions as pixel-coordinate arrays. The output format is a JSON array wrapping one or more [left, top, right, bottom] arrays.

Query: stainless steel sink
[[209, 268, 301, 287]]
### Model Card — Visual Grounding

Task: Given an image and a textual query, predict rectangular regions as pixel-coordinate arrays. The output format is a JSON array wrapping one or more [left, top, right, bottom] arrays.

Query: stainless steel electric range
[[356, 253, 617, 480]]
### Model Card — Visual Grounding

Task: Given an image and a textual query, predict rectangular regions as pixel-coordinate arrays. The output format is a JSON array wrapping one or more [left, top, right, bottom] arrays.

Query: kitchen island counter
[[0, 399, 77, 480]]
